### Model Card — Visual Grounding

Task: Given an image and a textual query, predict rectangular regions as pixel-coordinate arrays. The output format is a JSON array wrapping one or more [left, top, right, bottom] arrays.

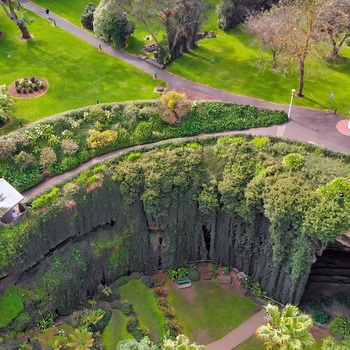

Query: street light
[[288, 89, 296, 119]]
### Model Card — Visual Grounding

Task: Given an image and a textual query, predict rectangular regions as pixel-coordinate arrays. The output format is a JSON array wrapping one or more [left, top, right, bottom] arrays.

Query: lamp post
[[288, 89, 296, 119]]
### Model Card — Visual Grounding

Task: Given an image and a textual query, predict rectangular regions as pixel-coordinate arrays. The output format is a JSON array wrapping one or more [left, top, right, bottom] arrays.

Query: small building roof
[[0, 178, 24, 216]]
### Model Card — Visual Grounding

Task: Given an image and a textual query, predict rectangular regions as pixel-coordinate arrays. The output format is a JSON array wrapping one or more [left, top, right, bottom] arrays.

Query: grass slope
[[0, 9, 159, 132], [0, 286, 24, 328], [167, 280, 256, 342], [101, 310, 133, 350], [119, 280, 166, 341]]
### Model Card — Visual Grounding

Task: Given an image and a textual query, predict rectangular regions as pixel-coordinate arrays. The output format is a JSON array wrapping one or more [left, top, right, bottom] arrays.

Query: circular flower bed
[[9, 77, 48, 98]]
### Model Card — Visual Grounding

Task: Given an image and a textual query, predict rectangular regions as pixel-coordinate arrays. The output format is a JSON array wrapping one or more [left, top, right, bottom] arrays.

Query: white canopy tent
[[0, 178, 25, 224]]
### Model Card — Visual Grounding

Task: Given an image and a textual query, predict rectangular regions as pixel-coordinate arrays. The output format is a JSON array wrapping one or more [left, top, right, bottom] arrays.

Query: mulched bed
[[8, 78, 48, 99]]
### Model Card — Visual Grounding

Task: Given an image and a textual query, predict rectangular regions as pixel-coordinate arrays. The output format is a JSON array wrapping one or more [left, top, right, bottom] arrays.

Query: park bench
[[177, 276, 191, 285], [144, 42, 156, 52]]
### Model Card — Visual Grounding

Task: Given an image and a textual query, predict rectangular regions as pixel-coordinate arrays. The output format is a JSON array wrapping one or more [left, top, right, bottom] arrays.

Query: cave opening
[[302, 241, 350, 305], [202, 225, 211, 260]]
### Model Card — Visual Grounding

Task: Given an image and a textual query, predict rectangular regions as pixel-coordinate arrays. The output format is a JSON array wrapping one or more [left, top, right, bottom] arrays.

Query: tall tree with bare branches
[[318, 0, 350, 59], [245, 0, 330, 97]]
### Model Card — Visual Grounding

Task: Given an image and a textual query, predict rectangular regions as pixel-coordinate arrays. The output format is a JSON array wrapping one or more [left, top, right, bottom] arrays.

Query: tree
[[244, 0, 329, 97], [244, 7, 288, 69], [161, 0, 209, 59], [67, 328, 94, 350], [0, 84, 14, 127], [217, 0, 278, 30], [256, 303, 315, 350], [115, 0, 209, 61], [93, 0, 135, 47], [80, 2, 97, 30], [0, 0, 31, 39], [318, 0, 350, 58]]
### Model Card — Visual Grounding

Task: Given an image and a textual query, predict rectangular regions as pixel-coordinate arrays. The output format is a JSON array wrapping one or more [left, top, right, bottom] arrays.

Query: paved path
[[207, 309, 266, 350]]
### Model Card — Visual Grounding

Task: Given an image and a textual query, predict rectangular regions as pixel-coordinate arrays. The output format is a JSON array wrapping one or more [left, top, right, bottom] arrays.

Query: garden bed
[[9, 77, 48, 99]]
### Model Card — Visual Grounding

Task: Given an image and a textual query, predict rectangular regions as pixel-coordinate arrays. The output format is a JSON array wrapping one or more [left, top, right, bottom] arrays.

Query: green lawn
[[167, 280, 257, 343], [32, 0, 350, 116], [119, 280, 167, 341], [101, 310, 133, 350], [30, 0, 100, 27], [235, 336, 323, 350], [0, 286, 24, 328], [0, 9, 160, 133]]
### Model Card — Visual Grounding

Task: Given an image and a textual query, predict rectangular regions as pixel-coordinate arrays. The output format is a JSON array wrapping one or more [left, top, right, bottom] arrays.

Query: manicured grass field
[[101, 310, 133, 350], [0, 286, 24, 328], [30, 0, 100, 27], [32, 0, 350, 116], [167, 280, 257, 343], [0, 9, 160, 132], [119, 280, 167, 341]]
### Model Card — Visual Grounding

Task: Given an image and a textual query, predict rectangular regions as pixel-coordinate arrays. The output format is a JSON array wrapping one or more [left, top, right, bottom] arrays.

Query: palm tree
[[256, 303, 315, 350], [163, 334, 206, 350], [67, 328, 94, 350]]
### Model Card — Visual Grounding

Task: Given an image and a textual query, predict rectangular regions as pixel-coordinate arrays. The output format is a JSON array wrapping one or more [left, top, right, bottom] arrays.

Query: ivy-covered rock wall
[[2, 135, 350, 314]]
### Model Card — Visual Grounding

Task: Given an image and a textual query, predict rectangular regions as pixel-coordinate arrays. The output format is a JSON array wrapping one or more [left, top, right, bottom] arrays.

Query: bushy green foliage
[[0, 84, 14, 127], [322, 336, 350, 350], [93, 1, 135, 47], [31, 187, 60, 209], [282, 153, 305, 171], [312, 311, 329, 324], [0, 286, 24, 328], [81, 2, 96, 30], [329, 314, 350, 339]]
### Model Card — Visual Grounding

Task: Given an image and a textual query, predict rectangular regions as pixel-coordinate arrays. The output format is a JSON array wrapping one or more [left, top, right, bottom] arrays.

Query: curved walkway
[[19, 0, 350, 157]]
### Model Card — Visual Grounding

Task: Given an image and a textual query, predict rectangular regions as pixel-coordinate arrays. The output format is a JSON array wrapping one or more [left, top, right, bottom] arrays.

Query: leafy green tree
[[0, 84, 14, 127], [81, 2, 97, 30], [256, 303, 315, 349], [67, 328, 94, 350], [93, 0, 135, 47]]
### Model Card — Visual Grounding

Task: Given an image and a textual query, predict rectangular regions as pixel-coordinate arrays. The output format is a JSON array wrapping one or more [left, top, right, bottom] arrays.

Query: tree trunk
[[297, 57, 305, 97], [5, 0, 31, 39], [272, 50, 277, 69], [16, 19, 31, 39]]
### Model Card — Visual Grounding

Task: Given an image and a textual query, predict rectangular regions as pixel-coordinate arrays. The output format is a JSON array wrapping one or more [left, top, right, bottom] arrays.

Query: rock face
[[303, 241, 350, 301]]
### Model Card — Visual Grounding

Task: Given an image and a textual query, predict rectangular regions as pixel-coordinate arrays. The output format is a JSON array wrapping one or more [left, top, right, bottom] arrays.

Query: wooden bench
[[177, 277, 191, 285], [144, 42, 156, 52]]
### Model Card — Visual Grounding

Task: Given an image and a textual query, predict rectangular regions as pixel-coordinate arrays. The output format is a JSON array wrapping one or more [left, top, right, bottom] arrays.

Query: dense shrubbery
[[0, 99, 287, 192]]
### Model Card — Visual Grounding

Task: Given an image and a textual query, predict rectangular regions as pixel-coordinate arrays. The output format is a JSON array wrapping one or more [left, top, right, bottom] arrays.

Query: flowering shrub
[[14, 151, 36, 170], [0, 84, 14, 127], [24, 124, 55, 145], [87, 129, 118, 150], [48, 135, 61, 146], [61, 129, 74, 139], [61, 139, 79, 155], [40, 147, 57, 169], [84, 105, 112, 127], [0, 137, 17, 157]]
